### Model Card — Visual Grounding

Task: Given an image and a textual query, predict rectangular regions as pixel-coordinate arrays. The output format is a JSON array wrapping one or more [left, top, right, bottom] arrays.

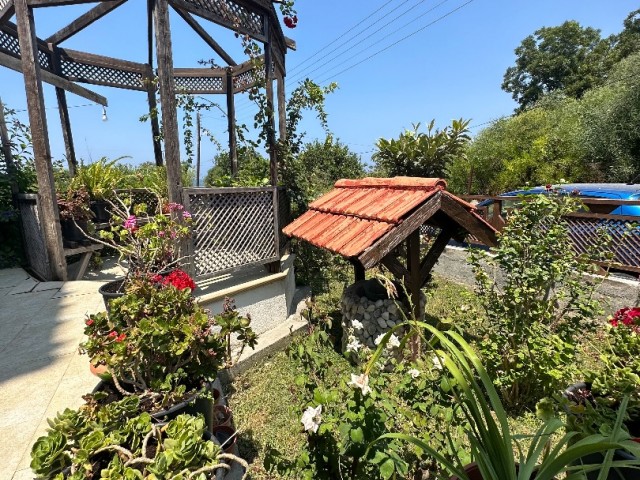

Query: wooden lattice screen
[[16, 194, 51, 280], [184, 187, 279, 277]]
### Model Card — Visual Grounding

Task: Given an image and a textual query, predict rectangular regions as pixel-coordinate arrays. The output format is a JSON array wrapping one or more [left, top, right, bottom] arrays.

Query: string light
[[101, 106, 108, 121]]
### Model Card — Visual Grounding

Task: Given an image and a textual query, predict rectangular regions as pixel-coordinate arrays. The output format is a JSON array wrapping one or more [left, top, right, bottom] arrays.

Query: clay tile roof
[[283, 177, 494, 259]]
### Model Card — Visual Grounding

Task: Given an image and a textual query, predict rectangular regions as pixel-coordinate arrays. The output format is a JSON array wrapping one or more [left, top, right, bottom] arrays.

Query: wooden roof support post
[[277, 71, 286, 142], [145, 74, 164, 166], [153, 0, 193, 275], [265, 29, 277, 186], [14, 0, 66, 280], [352, 259, 365, 282], [419, 228, 455, 286], [51, 47, 77, 176], [226, 67, 238, 177], [152, 0, 182, 204]]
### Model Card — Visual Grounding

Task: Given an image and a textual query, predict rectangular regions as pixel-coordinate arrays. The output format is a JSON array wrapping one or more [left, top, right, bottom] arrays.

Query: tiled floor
[[0, 268, 106, 480]]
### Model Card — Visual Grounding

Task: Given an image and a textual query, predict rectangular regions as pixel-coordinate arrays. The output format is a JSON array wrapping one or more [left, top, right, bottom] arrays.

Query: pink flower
[[182, 211, 192, 219], [107, 331, 117, 339], [158, 230, 165, 237], [85, 319, 94, 326], [166, 202, 184, 212], [123, 215, 137, 230]]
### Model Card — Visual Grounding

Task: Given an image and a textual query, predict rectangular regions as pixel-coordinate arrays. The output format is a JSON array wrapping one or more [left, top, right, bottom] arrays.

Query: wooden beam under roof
[[27, 0, 106, 6], [0, 1, 14, 25], [0, 50, 108, 104], [45, 0, 127, 45], [172, 6, 236, 66], [168, 0, 266, 43]]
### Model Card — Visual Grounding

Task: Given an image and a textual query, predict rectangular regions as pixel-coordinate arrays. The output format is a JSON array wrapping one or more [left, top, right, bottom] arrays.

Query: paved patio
[[0, 268, 106, 480]]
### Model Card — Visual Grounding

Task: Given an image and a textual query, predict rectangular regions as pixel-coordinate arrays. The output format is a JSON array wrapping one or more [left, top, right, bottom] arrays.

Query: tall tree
[[502, 20, 614, 111]]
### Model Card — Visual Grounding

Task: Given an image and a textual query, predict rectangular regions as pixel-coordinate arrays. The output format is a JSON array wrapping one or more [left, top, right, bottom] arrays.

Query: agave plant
[[367, 323, 640, 480]]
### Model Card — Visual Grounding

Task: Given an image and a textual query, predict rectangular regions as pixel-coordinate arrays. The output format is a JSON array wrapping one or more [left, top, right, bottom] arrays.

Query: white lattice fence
[[184, 187, 278, 277]]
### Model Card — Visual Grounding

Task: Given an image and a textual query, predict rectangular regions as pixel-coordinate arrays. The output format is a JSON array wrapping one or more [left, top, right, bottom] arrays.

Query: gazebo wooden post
[[152, 0, 193, 275], [146, 0, 162, 167], [145, 73, 164, 167], [152, 0, 182, 205], [226, 67, 237, 177], [51, 47, 77, 176], [277, 71, 286, 142], [265, 20, 280, 274], [14, 0, 67, 281]]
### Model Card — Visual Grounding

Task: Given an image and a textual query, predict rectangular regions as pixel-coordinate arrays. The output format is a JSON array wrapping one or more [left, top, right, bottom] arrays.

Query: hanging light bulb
[[101, 106, 108, 122]]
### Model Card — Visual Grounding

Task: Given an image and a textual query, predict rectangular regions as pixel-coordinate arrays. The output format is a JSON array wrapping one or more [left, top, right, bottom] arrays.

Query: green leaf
[[379, 458, 395, 479]]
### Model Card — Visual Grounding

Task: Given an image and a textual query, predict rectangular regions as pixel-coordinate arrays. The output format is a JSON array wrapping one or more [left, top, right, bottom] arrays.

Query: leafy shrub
[[469, 193, 607, 410]]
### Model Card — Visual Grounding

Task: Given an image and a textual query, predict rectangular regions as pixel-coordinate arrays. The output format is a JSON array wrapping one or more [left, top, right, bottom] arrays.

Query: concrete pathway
[[0, 268, 106, 480], [0, 265, 309, 480]]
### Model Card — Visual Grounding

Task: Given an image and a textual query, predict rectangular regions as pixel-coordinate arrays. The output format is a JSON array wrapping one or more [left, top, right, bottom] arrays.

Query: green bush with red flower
[[80, 272, 256, 407], [588, 306, 640, 425], [91, 194, 193, 280]]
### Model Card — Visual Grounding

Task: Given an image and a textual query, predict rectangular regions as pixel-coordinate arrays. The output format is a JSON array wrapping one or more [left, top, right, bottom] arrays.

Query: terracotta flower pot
[[212, 425, 237, 453], [213, 405, 233, 427], [89, 362, 112, 382]]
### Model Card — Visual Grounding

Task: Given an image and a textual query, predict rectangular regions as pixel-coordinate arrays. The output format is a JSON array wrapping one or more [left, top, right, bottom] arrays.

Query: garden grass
[[225, 276, 578, 478]]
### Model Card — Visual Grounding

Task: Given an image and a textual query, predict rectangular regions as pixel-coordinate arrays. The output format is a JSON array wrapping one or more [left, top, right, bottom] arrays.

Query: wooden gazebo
[[283, 177, 498, 319], [0, 0, 292, 280]]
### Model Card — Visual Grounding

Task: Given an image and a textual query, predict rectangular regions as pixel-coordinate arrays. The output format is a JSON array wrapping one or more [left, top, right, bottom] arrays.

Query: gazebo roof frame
[[0, 0, 292, 280]]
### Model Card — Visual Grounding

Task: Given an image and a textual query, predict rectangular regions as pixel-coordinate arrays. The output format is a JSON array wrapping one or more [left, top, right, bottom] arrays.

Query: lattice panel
[[115, 189, 161, 214], [0, 28, 20, 57], [188, 189, 276, 276], [61, 59, 145, 90], [17, 196, 51, 280], [0, 28, 52, 70], [175, 75, 224, 93], [184, 0, 263, 36], [0, 0, 10, 11], [233, 67, 261, 92], [565, 216, 640, 269]]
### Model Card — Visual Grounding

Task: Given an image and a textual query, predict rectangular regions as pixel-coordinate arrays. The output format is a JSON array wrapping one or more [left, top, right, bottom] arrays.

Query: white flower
[[346, 336, 362, 353], [351, 319, 364, 330], [348, 373, 372, 396], [374, 333, 385, 346], [387, 334, 400, 349], [432, 354, 446, 370], [408, 368, 420, 379], [301, 405, 322, 433]]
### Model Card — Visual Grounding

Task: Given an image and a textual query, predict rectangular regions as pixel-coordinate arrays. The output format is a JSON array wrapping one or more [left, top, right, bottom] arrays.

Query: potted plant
[[30, 395, 247, 479], [79, 273, 257, 426], [69, 156, 129, 223], [369, 324, 640, 480], [57, 186, 93, 246], [90, 195, 193, 307]]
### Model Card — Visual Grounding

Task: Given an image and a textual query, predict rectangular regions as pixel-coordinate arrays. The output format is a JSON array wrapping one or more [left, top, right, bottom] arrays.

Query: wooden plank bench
[[64, 243, 103, 280]]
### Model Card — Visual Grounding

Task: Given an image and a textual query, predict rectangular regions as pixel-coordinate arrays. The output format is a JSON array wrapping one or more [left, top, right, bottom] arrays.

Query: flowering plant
[[90, 193, 193, 281], [585, 306, 640, 428], [80, 274, 256, 408]]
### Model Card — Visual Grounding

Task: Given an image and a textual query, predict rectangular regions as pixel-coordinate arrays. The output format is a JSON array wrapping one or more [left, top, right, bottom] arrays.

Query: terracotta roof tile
[[283, 177, 496, 259]]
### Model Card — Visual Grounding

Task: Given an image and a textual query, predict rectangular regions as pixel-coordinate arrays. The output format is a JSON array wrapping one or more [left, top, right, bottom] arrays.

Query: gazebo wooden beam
[[381, 254, 409, 287], [226, 68, 237, 176], [173, 6, 237, 66], [44, 0, 126, 45], [168, 0, 267, 43], [0, 50, 108, 105], [0, 1, 14, 25], [27, 0, 106, 6], [15, 0, 67, 280], [359, 192, 442, 269]]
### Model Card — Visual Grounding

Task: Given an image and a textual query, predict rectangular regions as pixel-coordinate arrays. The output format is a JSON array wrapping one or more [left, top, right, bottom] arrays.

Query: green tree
[[449, 96, 585, 194], [372, 119, 470, 179], [612, 8, 640, 61], [203, 147, 269, 187], [502, 20, 615, 111]]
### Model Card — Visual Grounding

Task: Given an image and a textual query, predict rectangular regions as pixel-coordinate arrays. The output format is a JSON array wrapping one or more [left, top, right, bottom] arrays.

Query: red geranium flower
[[85, 319, 94, 326], [161, 269, 196, 291], [116, 333, 126, 342], [108, 331, 117, 339]]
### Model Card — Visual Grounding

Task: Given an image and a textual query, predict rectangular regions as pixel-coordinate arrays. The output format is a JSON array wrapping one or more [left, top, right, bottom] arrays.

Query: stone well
[[340, 279, 425, 354]]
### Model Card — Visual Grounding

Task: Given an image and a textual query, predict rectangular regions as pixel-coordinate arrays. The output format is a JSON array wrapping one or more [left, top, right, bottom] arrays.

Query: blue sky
[[0, 0, 636, 173]]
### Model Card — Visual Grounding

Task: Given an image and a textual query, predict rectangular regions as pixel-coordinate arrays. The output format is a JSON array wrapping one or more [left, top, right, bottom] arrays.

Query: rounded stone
[[377, 318, 387, 329], [375, 299, 384, 307], [366, 304, 375, 312], [381, 311, 390, 321]]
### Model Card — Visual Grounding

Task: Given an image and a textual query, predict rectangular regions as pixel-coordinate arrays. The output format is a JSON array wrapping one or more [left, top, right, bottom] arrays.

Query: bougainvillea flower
[[123, 215, 137, 230]]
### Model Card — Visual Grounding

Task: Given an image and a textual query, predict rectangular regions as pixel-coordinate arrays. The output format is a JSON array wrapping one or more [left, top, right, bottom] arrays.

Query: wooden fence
[[184, 186, 288, 279], [462, 195, 640, 275]]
